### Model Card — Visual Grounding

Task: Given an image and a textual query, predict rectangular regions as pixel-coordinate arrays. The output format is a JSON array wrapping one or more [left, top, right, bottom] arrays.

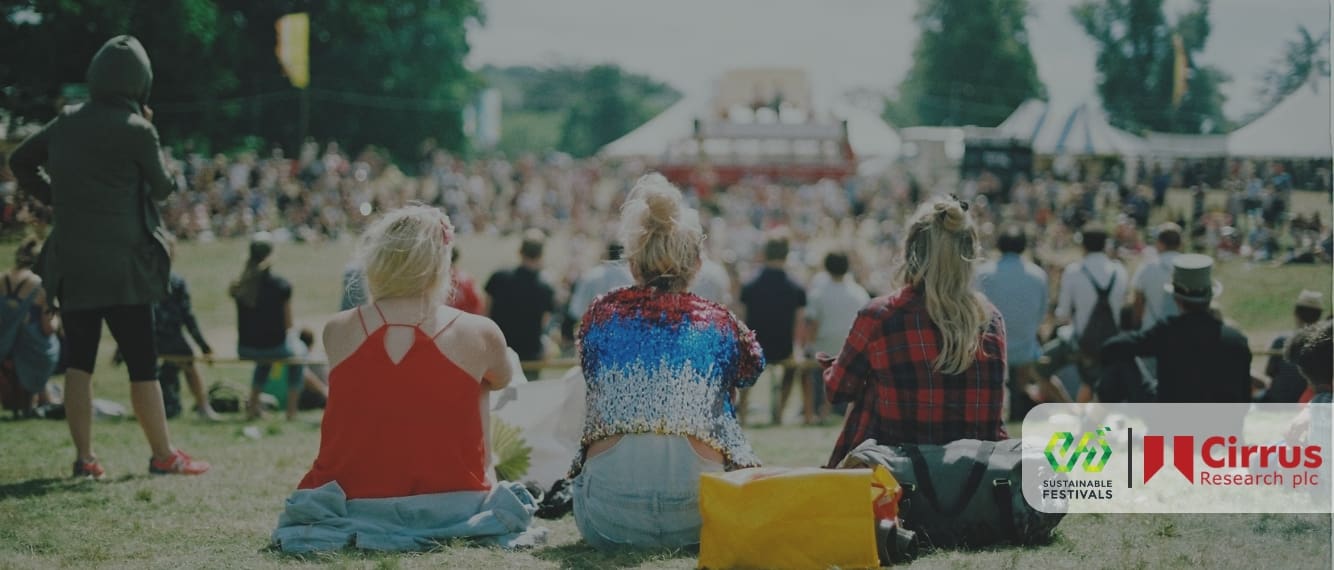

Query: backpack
[[838, 438, 1066, 549], [0, 359, 31, 414], [0, 277, 39, 414], [208, 382, 244, 414], [1076, 265, 1119, 359]]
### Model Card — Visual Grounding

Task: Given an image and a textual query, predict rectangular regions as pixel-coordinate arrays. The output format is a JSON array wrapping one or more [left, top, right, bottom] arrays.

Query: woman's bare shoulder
[[323, 308, 368, 363], [324, 308, 364, 332], [449, 312, 505, 345]]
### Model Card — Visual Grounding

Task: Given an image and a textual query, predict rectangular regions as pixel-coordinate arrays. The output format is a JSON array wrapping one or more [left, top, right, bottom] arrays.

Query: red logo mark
[[1143, 435, 1195, 483]]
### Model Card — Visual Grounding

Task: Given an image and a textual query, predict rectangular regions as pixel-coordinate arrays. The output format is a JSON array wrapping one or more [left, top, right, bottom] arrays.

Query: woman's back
[[235, 272, 291, 348], [576, 283, 764, 475], [299, 304, 499, 499], [824, 286, 1009, 466]]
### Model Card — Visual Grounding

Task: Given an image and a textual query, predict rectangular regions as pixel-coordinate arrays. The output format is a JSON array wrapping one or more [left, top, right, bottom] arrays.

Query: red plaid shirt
[[823, 285, 1008, 467]]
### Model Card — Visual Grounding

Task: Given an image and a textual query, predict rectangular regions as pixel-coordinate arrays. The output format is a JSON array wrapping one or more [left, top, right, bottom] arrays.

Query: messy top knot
[[898, 195, 988, 375], [642, 180, 681, 234], [620, 173, 703, 292]]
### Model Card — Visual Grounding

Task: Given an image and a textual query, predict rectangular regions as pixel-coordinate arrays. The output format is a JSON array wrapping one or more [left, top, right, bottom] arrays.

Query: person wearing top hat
[[1260, 290, 1325, 402], [1101, 254, 1252, 403]]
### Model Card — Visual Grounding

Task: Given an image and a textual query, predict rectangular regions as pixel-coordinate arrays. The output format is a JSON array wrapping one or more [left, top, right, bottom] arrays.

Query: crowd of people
[[1, 35, 1331, 556]]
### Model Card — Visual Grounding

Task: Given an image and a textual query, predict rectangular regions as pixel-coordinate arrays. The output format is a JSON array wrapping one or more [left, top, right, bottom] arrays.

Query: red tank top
[[297, 305, 490, 499]]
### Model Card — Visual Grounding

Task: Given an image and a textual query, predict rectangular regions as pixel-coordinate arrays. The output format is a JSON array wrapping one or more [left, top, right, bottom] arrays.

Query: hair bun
[[635, 173, 681, 234], [934, 201, 966, 233]]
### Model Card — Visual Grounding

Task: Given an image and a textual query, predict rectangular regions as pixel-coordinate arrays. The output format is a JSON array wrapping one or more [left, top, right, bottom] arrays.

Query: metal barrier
[[155, 346, 1285, 372], [155, 354, 583, 373]]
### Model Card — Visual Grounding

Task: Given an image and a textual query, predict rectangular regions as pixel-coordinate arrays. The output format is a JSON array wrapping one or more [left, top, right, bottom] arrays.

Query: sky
[[465, 0, 1330, 122]]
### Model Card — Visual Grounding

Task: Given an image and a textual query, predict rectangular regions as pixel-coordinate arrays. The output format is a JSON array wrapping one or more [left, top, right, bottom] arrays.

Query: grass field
[[1, 190, 1332, 569]]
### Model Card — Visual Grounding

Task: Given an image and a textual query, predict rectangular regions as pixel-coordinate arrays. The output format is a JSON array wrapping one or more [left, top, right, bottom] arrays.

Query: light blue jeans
[[573, 434, 724, 550]]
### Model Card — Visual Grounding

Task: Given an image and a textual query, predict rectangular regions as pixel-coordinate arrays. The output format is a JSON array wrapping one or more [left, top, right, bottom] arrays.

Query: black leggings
[[62, 305, 158, 381]]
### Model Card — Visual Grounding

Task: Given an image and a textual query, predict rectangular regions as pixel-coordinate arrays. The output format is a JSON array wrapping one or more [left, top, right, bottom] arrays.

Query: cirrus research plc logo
[[1044, 427, 1114, 473]]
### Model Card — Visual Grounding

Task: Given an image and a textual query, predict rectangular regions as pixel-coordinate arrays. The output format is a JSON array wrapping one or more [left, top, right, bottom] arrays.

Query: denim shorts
[[239, 333, 306, 390], [573, 434, 725, 550]]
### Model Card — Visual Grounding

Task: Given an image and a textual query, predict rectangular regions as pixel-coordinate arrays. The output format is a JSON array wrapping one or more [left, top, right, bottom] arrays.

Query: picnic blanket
[[271, 480, 548, 553]]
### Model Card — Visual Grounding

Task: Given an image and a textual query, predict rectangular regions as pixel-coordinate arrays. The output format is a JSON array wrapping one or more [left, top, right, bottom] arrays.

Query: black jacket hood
[[86, 35, 153, 111]]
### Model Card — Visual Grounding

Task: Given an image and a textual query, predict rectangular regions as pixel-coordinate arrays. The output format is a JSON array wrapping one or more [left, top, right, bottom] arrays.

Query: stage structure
[[601, 68, 900, 186]]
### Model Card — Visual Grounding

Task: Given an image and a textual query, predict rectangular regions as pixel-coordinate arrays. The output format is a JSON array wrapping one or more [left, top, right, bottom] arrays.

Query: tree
[[1258, 25, 1330, 108], [558, 65, 634, 157], [1073, 0, 1230, 134], [0, 0, 232, 135], [479, 64, 678, 157], [884, 0, 1046, 128], [2, 0, 483, 162]]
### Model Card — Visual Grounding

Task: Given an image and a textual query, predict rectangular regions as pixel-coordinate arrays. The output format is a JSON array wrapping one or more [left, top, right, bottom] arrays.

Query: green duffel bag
[[838, 438, 1066, 550]]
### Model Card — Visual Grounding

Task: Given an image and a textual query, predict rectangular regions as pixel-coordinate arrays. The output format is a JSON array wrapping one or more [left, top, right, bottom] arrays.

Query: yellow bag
[[698, 466, 899, 570]]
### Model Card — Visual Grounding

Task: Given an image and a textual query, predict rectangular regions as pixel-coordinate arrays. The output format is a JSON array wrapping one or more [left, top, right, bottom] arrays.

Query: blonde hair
[[619, 173, 703, 291], [898, 197, 989, 375], [357, 203, 455, 303]]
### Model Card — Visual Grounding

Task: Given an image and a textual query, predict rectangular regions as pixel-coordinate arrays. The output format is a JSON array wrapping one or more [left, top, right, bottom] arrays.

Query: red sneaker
[[148, 449, 210, 475], [72, 458, 106, 481]]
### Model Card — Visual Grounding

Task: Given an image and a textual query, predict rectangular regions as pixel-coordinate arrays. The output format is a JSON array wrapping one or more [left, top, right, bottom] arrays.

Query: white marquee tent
[[599, 93, 901, 167], [1227, 75, 1332, 159], [997, 99, 1147, 156], [599, 95, 705, 159]]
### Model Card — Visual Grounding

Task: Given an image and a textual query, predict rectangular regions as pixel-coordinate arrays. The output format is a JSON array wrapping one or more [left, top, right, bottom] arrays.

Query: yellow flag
[[275, 13, 309, 89], [1171, 33, 1188, 106]]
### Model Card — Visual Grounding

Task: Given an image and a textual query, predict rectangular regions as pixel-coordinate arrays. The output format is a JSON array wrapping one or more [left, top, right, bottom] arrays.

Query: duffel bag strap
[[902, 441, 996, 518], [991, 479, 1020, 543]]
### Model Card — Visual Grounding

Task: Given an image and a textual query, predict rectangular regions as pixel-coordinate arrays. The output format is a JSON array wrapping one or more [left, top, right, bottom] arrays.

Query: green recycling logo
[[1045, 428, 1114, 473]]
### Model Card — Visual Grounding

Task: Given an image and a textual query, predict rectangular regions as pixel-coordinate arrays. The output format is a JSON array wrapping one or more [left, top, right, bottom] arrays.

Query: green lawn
[[1, 206, 1331, 569], [1, 411, 1329, 569]]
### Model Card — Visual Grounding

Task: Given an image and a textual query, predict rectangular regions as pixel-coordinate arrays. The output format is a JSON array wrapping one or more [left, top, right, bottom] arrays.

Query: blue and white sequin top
[[572, 286, 765, 475]]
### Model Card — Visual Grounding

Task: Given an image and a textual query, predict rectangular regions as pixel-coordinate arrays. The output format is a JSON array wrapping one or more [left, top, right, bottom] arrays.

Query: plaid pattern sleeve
[[825, 287, 1009, 468], [824, 306, 881, 405]]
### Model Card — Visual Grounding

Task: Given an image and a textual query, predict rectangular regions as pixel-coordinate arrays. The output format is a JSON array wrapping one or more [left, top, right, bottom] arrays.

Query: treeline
[[887, 0, 1327, 135], [1, 0, 481, 164], [479, 64, 679, 158]]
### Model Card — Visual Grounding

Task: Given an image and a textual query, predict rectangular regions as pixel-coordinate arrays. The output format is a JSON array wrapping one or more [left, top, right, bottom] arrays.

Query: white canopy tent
[[599, 94, 901, 170], [832, 101, 902, 160], [997, 99, 1147, 156], [1143, 131, 1228, 159], [599, 95, 706, 160], [1227, 75, 1332, 159]]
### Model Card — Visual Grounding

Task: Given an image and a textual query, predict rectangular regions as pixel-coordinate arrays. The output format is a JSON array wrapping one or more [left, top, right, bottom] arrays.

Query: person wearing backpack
[[0, 237, 60, 414], [1054, 223, 1128, 403]]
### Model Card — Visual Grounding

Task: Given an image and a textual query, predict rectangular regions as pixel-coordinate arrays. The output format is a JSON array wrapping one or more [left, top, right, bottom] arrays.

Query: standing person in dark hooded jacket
[[7, 35, 210, 478]]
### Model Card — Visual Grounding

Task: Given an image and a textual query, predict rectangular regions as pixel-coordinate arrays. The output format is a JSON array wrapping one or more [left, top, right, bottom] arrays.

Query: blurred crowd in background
[[2, 139, 1330, 308]]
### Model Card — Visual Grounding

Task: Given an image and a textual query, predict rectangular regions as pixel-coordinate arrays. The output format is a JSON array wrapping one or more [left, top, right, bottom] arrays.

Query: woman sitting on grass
[[572, 173, 765, 550], [274, 204, 543, 553], [822, 196, 1008, 467]]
